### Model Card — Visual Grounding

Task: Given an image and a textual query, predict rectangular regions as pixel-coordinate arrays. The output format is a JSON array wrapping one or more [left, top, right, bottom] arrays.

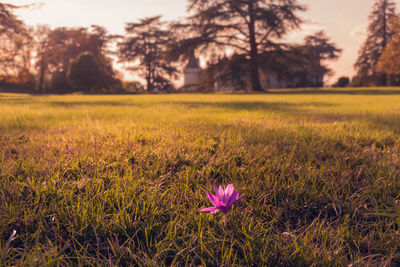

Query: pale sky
[[4, 0, 390, 83]]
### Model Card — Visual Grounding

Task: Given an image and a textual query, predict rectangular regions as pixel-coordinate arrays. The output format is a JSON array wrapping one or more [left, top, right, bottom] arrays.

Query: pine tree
[[354, 0, 396, 86], [377, 16, 400, 78]]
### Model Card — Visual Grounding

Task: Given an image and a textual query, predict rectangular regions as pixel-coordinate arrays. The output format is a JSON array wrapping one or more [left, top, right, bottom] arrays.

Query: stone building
[[183, 54, 202, 91]]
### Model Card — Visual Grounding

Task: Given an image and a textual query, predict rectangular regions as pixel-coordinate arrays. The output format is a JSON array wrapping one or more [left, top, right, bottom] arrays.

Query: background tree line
[[0, 0, 398, 93], [352, 0, 400, 87]]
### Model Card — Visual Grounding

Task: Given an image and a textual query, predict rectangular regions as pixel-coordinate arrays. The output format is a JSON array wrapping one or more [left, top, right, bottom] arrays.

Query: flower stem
[[224, 214, 227, 227]]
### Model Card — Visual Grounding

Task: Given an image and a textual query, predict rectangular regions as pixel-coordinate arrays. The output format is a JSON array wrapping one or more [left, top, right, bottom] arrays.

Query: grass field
[[1, 88, 400, 265]]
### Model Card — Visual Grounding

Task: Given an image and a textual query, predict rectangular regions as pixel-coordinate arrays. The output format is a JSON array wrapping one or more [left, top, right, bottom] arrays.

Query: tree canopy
[[38, 26, 118, 91], [169, 0, 306, 91], [301, 31, 342, 87], [195, 30, 341, 91], [0, 3, 25, 37], [0, 3, 29, 77], [118, 16, 177, 93], [68, 52, 102, 91]]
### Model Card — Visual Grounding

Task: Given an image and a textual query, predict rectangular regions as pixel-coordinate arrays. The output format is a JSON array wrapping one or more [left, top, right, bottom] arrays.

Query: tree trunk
[[382, 0, 388, 86], [146, 75, 151, 92], [38, 58, 46, 93], [146, 60, 152, 92], [317, 57, 324, 87], [247, 1, 263, 92]]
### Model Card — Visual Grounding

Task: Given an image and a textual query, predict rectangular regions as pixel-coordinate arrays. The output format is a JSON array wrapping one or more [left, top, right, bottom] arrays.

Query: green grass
[[1, 88, 400, 265]]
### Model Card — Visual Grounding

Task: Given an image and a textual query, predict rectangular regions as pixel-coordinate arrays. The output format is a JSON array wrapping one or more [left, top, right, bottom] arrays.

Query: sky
[[4, 0, 387, 83]]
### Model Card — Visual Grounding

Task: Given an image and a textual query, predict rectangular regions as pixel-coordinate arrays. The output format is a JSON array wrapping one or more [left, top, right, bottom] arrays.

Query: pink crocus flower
[[199, 184, 244, 215]]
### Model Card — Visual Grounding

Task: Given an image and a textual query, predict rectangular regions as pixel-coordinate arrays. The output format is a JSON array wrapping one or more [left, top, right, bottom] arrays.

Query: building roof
[[185, 54, 201, 69]]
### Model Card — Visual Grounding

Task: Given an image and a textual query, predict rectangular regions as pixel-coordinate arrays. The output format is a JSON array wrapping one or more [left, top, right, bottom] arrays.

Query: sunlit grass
[[1, 88, 400, 265]]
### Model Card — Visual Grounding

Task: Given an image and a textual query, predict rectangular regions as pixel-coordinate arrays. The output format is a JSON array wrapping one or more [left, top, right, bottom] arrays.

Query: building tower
[[183, 53, 202, 91]]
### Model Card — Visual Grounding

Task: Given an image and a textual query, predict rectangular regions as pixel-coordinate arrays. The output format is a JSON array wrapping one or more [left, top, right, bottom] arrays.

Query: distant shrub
[[333, 76, 350, 87], [68, 52, 102, 92]]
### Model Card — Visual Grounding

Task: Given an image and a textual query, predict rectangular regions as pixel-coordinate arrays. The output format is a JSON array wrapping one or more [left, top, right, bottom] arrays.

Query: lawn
[[1, 88, 400, 265]]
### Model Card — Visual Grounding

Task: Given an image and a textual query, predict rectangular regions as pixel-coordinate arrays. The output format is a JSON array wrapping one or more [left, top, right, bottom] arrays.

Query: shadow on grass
[[173, 100, 400, 134], [0, 98, 35, 105], [0, 97, 142, 107], [3, 93, 400, 134], [0, 96, 338, 112], [171, 101, 338, 112], [48, 101, 140, 107], [278, 109, 400, 134], [266, 88, 400, 95]]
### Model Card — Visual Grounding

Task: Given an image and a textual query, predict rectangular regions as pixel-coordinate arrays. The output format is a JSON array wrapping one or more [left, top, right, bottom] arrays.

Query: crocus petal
[[219, 185, 229, 203], [207, 192, 224, 207], [214, 184, 220, 198], [199, 207, 218, 213], [225, 184, 235, 196], [227, 190, 239, 207], [218, 185, 224, 197]]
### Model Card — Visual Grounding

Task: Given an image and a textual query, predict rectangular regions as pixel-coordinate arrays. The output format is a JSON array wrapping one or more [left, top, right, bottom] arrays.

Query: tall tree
[[169, 0, 305, 91], [354, 0, 396, 86], [118, 16, 177, 92], [34, 25, 51, 92], [377, 16, 400, 78]]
